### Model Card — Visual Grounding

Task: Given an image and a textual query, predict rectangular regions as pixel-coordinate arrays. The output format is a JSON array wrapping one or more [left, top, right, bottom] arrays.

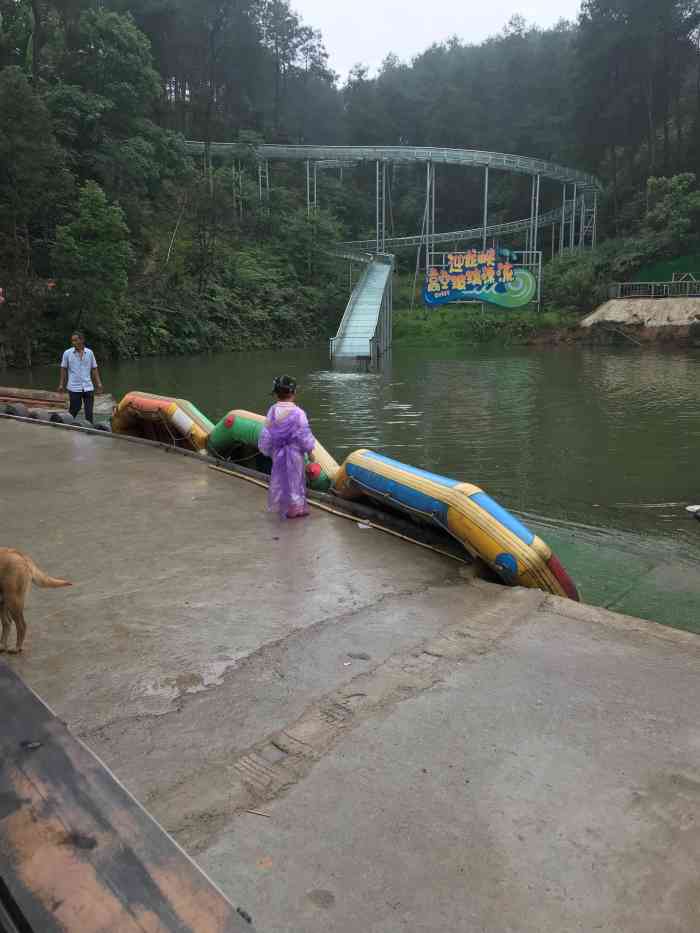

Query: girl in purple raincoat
[[258, 375, 316, 518]]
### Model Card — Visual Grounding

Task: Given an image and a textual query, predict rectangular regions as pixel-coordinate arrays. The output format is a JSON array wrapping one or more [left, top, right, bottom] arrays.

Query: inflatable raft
[[112, 392, 213, 452], [107, 389, 578, 599], [207, 408, 339, 492], [333, 449, 579, 600]]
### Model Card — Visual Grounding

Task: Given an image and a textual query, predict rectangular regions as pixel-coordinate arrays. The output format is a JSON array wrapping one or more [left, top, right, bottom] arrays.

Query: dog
[[0, 548, 71, 654]]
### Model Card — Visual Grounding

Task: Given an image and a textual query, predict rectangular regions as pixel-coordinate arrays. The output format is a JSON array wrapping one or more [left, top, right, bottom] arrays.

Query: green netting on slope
[[527, 518, 700, 635]]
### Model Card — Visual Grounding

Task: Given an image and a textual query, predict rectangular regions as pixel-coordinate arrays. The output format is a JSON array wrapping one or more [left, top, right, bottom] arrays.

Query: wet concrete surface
[[2, 417, 699, 931]]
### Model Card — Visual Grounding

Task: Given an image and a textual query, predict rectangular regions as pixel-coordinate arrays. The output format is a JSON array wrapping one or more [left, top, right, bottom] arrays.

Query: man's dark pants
[[68, 390, 94, 422]]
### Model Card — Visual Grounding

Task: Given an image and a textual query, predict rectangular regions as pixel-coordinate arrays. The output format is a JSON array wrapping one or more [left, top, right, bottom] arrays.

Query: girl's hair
[[272, 374, 297, 399]]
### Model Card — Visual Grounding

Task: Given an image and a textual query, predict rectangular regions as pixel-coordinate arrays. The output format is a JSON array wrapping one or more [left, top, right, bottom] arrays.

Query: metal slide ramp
[[330, 259, 392, 360]]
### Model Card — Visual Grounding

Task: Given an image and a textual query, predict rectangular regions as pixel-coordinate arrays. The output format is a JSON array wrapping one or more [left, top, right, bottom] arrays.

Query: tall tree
[[0, 66, 73, 364], [53, 180, 132, 343]]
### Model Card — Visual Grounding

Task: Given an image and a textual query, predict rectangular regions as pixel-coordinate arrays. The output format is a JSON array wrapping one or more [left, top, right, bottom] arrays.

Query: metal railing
[[609, 281, 700, 299], [327, 250, 374, 358], [369, 255, 394, 364], [329, 249, 374, 266], [329, 263, 373, 358]]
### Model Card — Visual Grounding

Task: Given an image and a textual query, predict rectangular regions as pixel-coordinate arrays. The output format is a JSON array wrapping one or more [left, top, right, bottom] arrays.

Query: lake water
[[11, 344, 700, 630]]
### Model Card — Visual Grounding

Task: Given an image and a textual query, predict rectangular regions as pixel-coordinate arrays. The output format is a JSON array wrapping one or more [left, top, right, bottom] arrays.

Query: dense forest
[[2, 0, 700, 365]]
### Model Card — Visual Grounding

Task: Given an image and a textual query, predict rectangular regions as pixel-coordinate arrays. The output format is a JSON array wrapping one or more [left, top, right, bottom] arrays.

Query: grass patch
[[393, 305, 577, 346], [390, 270, 582, 346]]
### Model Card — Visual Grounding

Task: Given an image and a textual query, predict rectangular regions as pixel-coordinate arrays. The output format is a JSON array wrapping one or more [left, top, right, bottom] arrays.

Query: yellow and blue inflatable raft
[[334, 449, 578, 600]]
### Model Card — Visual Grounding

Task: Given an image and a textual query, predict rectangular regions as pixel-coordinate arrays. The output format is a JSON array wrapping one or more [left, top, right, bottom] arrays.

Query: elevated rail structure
[[185, 141, 601, 258], [342, 204, 576, 253], [185, 142, 602, 359]]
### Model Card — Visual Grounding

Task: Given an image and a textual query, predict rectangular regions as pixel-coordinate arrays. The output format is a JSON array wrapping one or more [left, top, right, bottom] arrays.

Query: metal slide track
[[330, 258, 393, 359], [339, 205, 574, 252], [184, 141, 592, 250], [184, 141, 601, 189]]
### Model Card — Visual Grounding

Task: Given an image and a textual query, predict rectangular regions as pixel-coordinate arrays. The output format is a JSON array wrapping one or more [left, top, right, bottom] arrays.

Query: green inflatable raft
[[207, 409, 339, 493]]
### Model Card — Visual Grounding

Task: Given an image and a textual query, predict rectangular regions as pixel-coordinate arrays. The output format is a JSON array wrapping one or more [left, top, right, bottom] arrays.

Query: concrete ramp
[[1, 417, 699, 932], [0, 661, 252, 932]]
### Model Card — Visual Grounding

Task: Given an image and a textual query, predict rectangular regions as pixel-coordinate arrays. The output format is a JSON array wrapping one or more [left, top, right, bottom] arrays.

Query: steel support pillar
[[306, 160, 311, 216], [560, 184, 566, 253], [575, 188, 599, 249], [431, 163, 436, 266], [383, 161, 387, 251], [533, 174, 540, 255], [425, 162, 433, 270], [528, 176, 536, 257], [592, 190, 598, 248], [256, 160, 270, 209], [376, 160, 387, 253], [374, 161, 378, 252], [482, 166, 489, 251]]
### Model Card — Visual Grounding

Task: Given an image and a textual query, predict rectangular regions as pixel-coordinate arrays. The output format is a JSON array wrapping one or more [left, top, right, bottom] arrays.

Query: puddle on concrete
[[187, 657, 243, 693], [133, 655, 245, 704]]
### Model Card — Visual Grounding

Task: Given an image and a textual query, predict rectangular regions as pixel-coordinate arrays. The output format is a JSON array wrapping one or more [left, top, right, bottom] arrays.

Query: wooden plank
[[0, 662, 255, 932], [0, 388, 115, 414], [0, 387, 67, 403]]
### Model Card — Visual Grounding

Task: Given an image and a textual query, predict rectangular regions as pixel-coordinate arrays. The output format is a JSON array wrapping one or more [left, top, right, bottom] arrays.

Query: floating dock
[[1, 415, 699, 932], [0, 662, 253, 932]]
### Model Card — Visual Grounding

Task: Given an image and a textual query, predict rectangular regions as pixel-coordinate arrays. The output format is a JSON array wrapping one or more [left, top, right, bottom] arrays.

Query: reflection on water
[[10, 343, 700, 624]]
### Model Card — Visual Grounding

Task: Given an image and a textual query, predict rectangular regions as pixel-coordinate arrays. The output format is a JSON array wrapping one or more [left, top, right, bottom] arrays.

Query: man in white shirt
[[58, 331, 104, 423]]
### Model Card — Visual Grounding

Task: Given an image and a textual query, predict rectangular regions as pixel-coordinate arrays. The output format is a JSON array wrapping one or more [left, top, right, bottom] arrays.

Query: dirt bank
[[527, 322, 700, 347], [526, 298, 700, 347], [581, 297, 700, 327]]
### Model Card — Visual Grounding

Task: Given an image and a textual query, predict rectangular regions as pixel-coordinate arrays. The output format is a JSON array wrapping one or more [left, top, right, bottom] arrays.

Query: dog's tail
[[30, 562, 72, 589]]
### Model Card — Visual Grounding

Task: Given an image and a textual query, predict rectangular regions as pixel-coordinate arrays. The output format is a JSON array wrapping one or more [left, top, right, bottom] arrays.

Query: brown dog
[[0, 548, 71, 653]]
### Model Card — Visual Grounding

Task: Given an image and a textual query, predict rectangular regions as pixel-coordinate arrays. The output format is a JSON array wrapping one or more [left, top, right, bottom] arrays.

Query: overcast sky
[[292, 0, 583, 82]]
